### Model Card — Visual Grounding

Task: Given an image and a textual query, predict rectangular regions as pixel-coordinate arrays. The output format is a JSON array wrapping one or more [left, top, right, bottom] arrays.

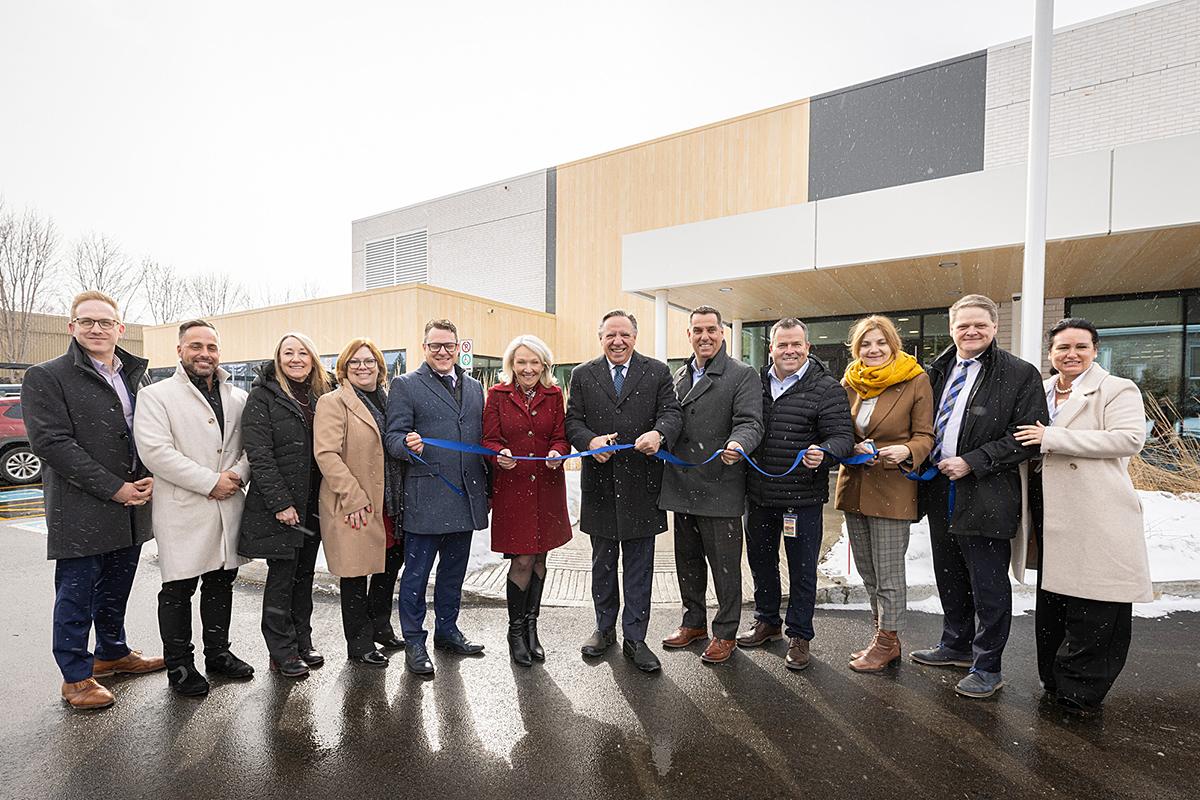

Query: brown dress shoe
[[736, 620, 783, 648], [61, 678, 115, 710], [700, 638, 736, 664], [92, 650, 166, 678], [662, 626, 708, 648], [849, 630, 901, 673], [785, 637, 811, 671]]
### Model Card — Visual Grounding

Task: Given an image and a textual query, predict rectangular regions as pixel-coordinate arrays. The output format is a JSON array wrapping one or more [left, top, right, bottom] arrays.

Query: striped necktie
[[932, 359, 974, 462]]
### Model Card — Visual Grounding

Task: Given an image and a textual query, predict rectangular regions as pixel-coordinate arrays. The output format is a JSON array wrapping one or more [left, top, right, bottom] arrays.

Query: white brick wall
[[351, 170, 549, 312], [985, 0, 1200, 167]]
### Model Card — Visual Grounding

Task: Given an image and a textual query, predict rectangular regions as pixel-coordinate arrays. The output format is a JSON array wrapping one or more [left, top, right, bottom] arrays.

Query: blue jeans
[[745, 502, 823, 640], [399, 531, 472, 645], [53, 544, 143, 682]]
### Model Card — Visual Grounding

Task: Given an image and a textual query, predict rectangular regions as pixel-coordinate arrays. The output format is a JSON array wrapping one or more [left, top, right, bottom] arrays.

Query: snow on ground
[[818, 490, 1200, 618]]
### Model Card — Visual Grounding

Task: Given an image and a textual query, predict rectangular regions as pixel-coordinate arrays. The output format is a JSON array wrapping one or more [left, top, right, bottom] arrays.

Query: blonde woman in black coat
[[238, 332, 332, 678]]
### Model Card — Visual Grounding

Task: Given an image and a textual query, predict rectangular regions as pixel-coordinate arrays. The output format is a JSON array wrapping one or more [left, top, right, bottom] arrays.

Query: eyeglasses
[[424, 342, 458, 353], [347, 358, 378, 368], [72, 317, 120, 331]]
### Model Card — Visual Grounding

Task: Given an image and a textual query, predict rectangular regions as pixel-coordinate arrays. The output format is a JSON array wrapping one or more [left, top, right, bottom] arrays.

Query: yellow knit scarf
[[843, 351, 925, 399]]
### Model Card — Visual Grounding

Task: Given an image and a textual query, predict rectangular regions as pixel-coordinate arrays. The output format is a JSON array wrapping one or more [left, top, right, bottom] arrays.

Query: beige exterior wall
[[142, 284, 554, 370], [553, 99, 812, 364], [2, 313, 143, 379]]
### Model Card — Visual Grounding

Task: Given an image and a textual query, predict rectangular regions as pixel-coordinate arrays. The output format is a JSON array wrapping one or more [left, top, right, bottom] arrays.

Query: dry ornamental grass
[[1131, 396, 1200, 494]]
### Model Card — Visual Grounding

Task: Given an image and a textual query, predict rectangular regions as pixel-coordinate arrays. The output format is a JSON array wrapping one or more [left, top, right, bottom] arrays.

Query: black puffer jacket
[[747, 357, 854, 509], [238, 362, 330, 559]]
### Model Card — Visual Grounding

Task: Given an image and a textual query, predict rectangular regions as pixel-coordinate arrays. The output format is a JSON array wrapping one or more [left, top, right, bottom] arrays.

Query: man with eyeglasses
[[22, 291, 165, 710], [385, 319, 489, 675]]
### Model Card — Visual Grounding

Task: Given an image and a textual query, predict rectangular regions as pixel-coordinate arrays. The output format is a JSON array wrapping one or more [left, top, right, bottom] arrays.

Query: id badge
[[782, 513, 798, 538]]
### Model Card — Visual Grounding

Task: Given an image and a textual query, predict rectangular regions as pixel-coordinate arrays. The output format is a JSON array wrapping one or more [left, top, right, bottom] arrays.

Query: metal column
[[1019, 0, 1055, 370]]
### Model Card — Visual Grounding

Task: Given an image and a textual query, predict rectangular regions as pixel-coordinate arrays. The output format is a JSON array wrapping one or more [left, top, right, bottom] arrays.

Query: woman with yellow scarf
[[834, 315, 934, 672]]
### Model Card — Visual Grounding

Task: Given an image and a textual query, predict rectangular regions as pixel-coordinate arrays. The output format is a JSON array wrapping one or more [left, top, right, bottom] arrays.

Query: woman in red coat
[[482, 334, 573, 667]]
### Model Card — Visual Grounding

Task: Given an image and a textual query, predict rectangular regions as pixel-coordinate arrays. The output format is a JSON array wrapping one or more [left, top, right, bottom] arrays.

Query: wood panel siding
[[554, 99, 811, 362]]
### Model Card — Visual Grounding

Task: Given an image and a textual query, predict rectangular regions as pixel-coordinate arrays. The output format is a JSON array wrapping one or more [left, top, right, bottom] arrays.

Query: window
[[364, 229, 428, 289], [470, 355, 503, 389], [1068, 292, 1193, 434], [742, 308, 949, 376], [3, 402, 21, 419]]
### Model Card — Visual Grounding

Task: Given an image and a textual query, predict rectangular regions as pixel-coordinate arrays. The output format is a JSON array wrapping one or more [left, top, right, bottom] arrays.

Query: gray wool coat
[[384, 363, 489, 535], [658, 344, 764, 518], [21, 341, 153, 560]]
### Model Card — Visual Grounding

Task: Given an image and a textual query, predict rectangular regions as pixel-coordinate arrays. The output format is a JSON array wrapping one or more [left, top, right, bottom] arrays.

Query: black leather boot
[[507, 580, 533, 667], [526, 571, 546, 661]]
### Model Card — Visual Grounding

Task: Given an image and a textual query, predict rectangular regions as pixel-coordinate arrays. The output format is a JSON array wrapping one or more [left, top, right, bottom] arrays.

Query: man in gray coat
[[386, 319, 489, 676], [21, 290, 164, 710], [566, 309, 682, 672], [658, 306, 763, 664]]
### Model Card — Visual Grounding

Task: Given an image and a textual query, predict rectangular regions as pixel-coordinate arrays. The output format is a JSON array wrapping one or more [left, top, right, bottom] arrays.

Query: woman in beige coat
[[315, 338, 404, 667], [1016, 317, 1150, 714]]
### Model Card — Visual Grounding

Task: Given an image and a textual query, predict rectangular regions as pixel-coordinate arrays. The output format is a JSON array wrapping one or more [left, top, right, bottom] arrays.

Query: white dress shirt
[[769, 360, 809, 401], [1046, 364, 1093, 424], [936, 356, 982, 460]]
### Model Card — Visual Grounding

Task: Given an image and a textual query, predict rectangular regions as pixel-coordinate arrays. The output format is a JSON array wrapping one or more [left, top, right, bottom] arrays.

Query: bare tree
[[0, 200, 60, 375], [67, 232, 142, 319], [140, 259, 192, 324], [249, 279, 325, 308], [189, 271, 249, 317]]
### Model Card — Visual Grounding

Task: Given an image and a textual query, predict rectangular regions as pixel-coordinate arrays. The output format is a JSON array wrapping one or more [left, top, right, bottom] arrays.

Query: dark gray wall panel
[[808, 52, 987, 201]]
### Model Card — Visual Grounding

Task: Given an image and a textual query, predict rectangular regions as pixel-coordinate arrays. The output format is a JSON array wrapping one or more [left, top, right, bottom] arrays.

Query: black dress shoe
[[298, 648, 325, 668], [433, 630, 485, 655], [268, 656, 309, 679], [167, 662, 210, 696], [405, 642, 435, 675], [374, 634, 405, 651], [581, 628, 617, 657], [205, 650, 255, 679], [351, 650, 389, 668], [622, 640, 661, 673]]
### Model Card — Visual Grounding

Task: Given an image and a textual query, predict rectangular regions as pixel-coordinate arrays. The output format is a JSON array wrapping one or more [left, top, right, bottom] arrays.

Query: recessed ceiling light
[[818, 335, 828, 339], [897, 317, 910, 322], [719, 287, 733, 292], [908, 330, 919, 334], [938, 261, 958, 269]]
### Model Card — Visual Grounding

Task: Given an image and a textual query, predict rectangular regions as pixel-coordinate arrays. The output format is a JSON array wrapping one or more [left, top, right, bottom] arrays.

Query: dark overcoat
[[384, 363, 489, 535], [22, 341, 152, 559], [918, 341, 1049, 538], [482, 382, 572, 554], [564, 351, 683, 541], [658, 344, 763, 518], [237, 362, 324, 559]]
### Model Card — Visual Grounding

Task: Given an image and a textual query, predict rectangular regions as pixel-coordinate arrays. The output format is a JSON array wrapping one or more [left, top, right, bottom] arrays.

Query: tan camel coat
[[834, 373, 935, 522], [314, 386, 387, 578]]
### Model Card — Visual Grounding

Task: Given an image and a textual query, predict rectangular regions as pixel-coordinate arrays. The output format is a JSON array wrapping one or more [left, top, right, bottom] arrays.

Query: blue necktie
[[613, 364, 625, 395], [932, 360, 974, 462]]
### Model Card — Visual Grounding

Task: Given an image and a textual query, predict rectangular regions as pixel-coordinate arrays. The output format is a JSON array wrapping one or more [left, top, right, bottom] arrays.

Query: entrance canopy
[[623, 132, 1200, 322]]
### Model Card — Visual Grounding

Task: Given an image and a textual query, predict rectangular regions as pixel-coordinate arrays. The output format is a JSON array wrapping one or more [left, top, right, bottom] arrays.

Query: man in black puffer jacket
[[737, 318, 854, 671]]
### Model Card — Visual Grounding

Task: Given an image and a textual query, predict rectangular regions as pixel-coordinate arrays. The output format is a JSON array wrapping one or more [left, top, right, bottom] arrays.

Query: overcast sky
[[0, 0, 1146, 313]]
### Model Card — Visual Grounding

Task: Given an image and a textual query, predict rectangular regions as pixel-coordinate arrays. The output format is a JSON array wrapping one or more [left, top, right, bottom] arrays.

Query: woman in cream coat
[[314, 337, 403, 667], [1016, 317, 1151, 714]]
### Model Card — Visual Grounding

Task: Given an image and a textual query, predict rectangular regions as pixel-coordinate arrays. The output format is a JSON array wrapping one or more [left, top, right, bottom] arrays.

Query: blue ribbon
[[901, 463, 957, 518], [407, 436, 874, 494]]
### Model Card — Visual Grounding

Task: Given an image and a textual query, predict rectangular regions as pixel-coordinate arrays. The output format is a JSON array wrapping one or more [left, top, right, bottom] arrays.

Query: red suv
[[0, 397, 42, 485]]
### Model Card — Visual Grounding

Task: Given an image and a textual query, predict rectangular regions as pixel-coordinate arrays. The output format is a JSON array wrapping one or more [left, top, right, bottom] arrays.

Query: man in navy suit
[[386, 319, 490, 675]]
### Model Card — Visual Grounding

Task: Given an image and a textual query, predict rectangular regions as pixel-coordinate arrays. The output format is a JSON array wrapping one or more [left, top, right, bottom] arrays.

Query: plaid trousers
[[844, 512, 911, 631]]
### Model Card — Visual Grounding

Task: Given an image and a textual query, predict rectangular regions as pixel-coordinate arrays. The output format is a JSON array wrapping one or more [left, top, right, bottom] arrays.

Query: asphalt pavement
[[1, 520, 1198, 800]]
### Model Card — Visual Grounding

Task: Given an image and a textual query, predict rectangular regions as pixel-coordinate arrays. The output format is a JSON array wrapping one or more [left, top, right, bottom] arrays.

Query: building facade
[[145, 0, 1200, 426]]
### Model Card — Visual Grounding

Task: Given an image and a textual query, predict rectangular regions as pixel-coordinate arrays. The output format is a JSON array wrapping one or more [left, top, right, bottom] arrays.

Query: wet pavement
[[2, 522, 1198, 800]]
